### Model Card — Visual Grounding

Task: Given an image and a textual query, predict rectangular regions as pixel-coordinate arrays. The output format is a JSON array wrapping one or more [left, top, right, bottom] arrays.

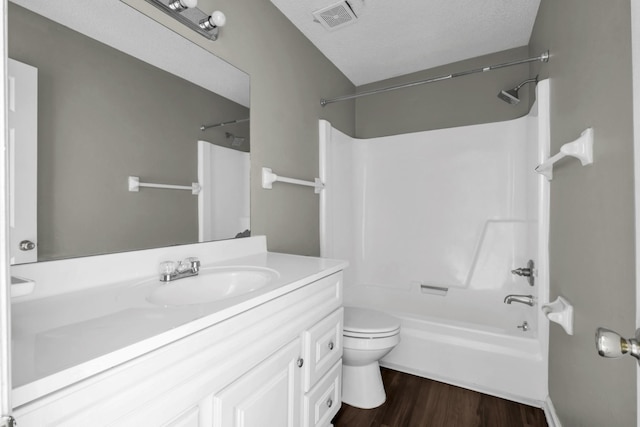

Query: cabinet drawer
[[303, 360, 341, 427], [302, 307, 343, 391]]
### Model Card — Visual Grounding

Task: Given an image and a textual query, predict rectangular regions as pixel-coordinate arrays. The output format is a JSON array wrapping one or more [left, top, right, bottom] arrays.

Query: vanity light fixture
[[143, 0, 226, 41]]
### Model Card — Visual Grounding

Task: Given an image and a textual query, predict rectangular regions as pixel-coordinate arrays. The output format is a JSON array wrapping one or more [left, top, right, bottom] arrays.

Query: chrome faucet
[[159, 257, 200, 282], [503, 294, 535, 306]]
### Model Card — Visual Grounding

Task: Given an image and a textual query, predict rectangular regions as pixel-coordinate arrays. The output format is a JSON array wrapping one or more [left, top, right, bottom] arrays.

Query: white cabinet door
[[213, 338, 302, 427], [161, 401, 212, 427]]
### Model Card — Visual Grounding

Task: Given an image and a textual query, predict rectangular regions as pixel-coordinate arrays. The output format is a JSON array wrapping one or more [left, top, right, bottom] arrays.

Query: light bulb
[[200, 10, 226, 30], [209, 11, 226, 27], [169, 0, 197, 11]]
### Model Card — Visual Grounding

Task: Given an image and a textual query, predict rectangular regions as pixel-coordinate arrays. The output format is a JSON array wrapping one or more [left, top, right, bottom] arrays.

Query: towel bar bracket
[[535, 128, 593, 180], [261, 167, 324, 194]]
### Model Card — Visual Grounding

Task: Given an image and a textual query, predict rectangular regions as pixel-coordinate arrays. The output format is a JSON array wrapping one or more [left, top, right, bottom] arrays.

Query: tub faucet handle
[[511, 267, 531, 276], [511, 260, 535, 286]]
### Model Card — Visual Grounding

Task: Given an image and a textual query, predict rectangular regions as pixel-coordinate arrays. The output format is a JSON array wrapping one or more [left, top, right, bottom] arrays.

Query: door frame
[[631, 0, 640, 425], [0, 0, 12, 424]]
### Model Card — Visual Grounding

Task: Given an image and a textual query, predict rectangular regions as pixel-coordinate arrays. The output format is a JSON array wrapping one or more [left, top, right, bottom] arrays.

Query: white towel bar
[[128, 176, 201, 195], [261, 167, 324, 194], [535, 128, 594, 180]]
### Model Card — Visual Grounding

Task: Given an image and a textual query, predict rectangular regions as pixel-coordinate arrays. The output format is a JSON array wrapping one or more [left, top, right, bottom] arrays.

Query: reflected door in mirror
[[198, 141, 250, 241], [8, 58, 37, 265]]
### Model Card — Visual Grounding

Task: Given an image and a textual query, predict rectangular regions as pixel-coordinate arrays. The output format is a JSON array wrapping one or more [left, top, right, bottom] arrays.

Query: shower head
[[497, 75, 539, 105], [225, 132, 246, 147], [497, 88, 520, 105]]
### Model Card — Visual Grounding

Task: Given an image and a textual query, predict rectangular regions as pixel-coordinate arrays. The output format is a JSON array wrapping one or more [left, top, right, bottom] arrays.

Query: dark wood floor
[[332, 368, 548, 427]]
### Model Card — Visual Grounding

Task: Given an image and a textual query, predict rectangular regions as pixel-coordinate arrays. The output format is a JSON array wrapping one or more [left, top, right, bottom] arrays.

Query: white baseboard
[[543, 396, 561, 427]]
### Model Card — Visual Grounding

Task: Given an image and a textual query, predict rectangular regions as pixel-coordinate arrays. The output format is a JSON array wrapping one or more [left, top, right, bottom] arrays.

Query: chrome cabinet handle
[[297, 357, 304, 368], [596, 327, 640, 364], [19, 240, 36, 251], [326, 398, 333, 408], [328, 341, 334, 350]]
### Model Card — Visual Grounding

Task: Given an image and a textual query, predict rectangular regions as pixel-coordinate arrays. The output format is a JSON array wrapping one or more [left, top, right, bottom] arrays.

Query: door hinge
[[0, 415, 16, 427]]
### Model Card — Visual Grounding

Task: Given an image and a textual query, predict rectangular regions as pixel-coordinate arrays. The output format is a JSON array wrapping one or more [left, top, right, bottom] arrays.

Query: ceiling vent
[[312, 1, 358, 31]]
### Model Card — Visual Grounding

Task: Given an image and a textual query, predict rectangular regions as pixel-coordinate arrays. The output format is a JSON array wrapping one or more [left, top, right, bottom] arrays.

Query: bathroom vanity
[[10, 237, 346, 427]]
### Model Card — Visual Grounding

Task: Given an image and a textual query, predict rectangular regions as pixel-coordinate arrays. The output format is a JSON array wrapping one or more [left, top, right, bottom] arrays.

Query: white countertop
[[10, 239, 346, 408]]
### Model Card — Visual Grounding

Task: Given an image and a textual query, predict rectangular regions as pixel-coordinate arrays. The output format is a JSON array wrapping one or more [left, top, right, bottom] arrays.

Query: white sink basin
[[146, 267, 279, 306]]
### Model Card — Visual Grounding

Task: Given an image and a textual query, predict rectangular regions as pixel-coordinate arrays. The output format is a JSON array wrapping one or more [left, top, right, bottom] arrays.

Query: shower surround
[[320, 81, 550, 405]]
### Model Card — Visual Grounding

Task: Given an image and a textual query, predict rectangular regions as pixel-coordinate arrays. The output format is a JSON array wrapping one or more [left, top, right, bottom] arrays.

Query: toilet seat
[[343, 307, 401, 339], [344, 328, 400, 339]]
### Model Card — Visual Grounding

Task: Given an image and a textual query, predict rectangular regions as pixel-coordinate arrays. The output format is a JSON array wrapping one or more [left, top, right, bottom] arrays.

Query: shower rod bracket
[[320, 51, 550, 106]]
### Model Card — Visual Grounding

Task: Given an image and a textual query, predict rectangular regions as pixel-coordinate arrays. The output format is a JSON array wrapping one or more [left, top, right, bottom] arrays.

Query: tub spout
[[503, 294, 535, 306]]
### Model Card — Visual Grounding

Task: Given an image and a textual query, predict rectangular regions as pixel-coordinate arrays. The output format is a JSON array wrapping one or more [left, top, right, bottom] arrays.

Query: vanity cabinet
[[12, 271, 344, 427], [213, 337, 302, 426]]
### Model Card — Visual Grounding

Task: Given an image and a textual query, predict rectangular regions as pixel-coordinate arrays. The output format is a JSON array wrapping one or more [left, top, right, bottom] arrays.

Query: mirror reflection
[[8, 1, 251, 264]]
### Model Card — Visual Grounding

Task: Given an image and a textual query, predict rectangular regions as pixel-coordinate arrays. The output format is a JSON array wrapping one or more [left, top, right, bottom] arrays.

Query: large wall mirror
[[8, 0, 251, 264]]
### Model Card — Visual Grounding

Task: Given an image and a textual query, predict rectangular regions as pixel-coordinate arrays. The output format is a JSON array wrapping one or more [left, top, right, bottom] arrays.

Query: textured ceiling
[[270, 0, 541, 86], [11, 0, 250, 107]]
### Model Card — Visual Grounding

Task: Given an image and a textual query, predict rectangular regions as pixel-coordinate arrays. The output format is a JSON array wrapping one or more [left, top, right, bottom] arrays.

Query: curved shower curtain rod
[[320, 51, 549, 107]]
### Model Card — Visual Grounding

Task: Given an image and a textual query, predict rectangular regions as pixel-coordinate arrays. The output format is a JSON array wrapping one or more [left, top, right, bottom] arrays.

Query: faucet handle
[[159, 261, 177, 275], [187, 257, 200, 272], [178, 257, 200, 273], [159, 261, 177, 281]]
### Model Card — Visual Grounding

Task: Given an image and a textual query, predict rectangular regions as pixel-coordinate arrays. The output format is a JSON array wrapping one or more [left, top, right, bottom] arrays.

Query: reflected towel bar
[[128, 176, 201, 195], [535, 128, 593, 180], [261, 167, 324, 194]]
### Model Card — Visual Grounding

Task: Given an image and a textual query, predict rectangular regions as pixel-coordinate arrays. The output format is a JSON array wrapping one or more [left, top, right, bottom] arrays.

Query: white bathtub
[[380, 311, 547, 405]]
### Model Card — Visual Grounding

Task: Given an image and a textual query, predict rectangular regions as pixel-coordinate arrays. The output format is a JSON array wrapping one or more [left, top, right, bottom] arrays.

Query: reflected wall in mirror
[[8, 0, 250, 263]]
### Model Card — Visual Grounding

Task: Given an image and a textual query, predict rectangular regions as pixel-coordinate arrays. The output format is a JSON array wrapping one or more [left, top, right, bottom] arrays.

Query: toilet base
[[341, 361, 386, 409]]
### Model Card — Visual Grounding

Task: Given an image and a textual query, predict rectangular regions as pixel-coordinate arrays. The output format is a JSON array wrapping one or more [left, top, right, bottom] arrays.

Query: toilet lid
[[343, 307, 401, 335]]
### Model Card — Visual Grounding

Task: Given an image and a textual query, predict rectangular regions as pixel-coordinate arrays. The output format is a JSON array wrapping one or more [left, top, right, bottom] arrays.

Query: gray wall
[[124, 0, 356, 256], [530, 1, 636, 425], [9, 3, 249, 261], [355, 46, 532, 138]]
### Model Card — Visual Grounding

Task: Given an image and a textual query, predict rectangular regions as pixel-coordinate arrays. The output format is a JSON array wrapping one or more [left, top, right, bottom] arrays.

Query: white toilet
[[342, 307, 401, 409]]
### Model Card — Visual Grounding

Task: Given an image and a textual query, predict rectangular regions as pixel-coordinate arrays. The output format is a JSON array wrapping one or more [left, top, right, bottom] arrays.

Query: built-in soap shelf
[[542, 296, 574, 335], [11, 275, 35, 298], [261, 167, 324, 194], [535, 128, 593, 180], [128, 176, 201, 195]]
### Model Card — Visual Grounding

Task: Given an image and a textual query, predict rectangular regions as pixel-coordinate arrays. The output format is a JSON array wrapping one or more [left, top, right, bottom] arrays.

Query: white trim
[[543, 396, 562, 427], [0, 0, 10, 419], [631, 0, 640, 425], [318, 119, 330, 257]]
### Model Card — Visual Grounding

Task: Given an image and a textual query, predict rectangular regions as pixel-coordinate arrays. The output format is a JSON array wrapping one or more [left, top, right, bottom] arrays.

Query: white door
[[7, 58, 37, 265], [213, 338, 301, 427]]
